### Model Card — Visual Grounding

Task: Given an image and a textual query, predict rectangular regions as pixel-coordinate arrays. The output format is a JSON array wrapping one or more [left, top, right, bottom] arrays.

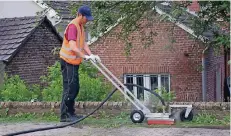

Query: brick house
[[88, 3, 230, 102], [0, 16, 62, 85]]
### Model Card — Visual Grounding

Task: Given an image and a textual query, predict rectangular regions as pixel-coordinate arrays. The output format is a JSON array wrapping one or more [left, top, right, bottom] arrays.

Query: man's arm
[[69, 40, 86, 58], [83, 42, 92, 56], [66, 24, 87, 59]]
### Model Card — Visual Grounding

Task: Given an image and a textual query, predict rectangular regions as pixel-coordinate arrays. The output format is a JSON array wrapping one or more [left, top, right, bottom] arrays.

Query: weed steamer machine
[[90, 60, 194, 125]]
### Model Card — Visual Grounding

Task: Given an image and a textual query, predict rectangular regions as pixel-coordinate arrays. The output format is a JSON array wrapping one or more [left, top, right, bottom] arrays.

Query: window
[[161, 75, 170, 92], [125, 75, 133, 92], [124, 74, 170, 101], [150, 75, 158, 91], [136, 75, 144, 100]]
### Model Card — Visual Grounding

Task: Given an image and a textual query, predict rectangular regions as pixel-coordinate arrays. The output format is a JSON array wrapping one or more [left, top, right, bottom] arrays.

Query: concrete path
[[0, 123, 230, 136]]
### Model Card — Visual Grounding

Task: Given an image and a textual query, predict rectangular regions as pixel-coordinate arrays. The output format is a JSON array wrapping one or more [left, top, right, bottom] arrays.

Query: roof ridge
[[0, 15, 45, 20], [0, 15, 46, 30]]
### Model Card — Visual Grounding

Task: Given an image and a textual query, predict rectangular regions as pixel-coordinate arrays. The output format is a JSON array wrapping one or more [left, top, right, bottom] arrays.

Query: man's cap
[[78, 5, 94, 21]]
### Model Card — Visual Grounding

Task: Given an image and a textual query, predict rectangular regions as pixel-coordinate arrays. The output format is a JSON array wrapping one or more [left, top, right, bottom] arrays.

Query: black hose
[[3, 88, 118, 136], [124, 83, 165, 106]]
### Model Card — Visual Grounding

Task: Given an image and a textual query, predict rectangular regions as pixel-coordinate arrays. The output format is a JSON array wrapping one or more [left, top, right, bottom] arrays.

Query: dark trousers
[[60, 59, 80, 118]]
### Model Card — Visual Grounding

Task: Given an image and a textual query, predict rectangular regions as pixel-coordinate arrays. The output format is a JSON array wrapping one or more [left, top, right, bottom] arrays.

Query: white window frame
[[124, 74, 171, 102]]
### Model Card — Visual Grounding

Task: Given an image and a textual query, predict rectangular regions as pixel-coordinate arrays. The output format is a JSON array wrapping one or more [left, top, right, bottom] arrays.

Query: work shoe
[[60, 113, 77, 122], [70, 113, 84, 119], [60, 113, 84, 122]]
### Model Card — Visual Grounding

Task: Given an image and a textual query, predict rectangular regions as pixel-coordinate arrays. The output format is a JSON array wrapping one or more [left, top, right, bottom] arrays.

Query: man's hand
[[84, 55, 91, 60], [84, 54, 101, 63], [94, 55, 101, 63], [84, 54, 96, 62]]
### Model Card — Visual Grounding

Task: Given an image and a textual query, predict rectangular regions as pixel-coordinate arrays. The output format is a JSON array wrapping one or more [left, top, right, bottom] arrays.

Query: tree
[[70, 1, 230, 55]]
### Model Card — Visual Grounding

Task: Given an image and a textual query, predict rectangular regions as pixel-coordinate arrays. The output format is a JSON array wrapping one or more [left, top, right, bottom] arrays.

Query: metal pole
[[90, 60, 151, 114], [90, 60, 142, 111], [98, 62, 150, 111]]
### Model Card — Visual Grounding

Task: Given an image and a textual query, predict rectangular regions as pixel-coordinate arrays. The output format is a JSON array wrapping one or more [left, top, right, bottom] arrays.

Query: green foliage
[[70, 1, 158, 56], [40, 62, 63, 101], [70, 1, 230, 54], [148, 87, 176, 112], [193, 113, 218, 124], [41, 61, 123, 102], [0, 111, 229, 127], [154, 87, 176, 103], [0, 74, 40, 101], [0, 112, 59, 123], [0, 61, 123, 102], [78, 64, 111, 101], [79, 62, 123, 101], [29, 84, 42, 102], [160, 1, 230, 51], [191, 113, 230, 125]]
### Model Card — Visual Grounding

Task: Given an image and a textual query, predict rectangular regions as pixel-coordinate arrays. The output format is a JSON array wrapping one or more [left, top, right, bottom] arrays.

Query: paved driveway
[[0, 123, 230, 136]]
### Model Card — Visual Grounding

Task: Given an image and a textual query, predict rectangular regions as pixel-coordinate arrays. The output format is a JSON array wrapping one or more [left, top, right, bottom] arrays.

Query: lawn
[[0, 111, 230, 129]]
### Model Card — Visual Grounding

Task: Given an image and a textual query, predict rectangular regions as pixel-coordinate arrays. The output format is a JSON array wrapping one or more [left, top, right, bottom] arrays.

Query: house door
[[216, 66, 222, 101]]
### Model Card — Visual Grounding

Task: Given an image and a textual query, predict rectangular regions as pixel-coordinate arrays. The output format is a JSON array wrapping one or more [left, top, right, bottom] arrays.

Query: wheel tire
[[180, 108, 194, 121], [130, 110, 145, 123]]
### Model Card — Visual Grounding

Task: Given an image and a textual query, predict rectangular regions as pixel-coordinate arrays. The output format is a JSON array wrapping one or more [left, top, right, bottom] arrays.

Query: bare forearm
[[69, 41, 85, 58], [84, 43, 92, 55]]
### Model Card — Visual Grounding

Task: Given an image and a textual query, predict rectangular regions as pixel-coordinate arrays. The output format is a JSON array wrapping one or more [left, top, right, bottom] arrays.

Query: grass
[[0, 112, 59, 123], [0, 111, 230, 129]]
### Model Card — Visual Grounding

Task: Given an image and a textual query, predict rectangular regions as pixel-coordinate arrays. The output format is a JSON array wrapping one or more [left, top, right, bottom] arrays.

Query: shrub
[[148, 87, 176, 112], [0, 61, 123, 102], [41, 61, 123, 102], [0, 74, 40, 101], [40, 62, 63, 101]]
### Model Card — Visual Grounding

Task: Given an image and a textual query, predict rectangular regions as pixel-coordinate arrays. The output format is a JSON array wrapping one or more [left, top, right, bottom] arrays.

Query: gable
[[0, 16, 62, 63]]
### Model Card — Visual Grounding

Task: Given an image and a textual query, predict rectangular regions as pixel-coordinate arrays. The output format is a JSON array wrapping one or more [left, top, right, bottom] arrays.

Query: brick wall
[[206, 48, 225, 102], [5, 20, 61, 85], [90, 16, 205, 102]]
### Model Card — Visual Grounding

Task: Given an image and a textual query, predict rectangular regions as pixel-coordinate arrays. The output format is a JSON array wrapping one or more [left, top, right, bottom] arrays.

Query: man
[[59, 5, 100, 122]]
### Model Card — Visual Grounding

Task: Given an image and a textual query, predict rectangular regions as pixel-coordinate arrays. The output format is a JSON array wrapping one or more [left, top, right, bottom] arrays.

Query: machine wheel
[[180, 108, 194, 121], [130, 110, 145, 123]]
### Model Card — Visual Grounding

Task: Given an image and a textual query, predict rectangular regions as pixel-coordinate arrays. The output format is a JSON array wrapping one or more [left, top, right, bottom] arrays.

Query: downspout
[[202, 46, 209, 102]]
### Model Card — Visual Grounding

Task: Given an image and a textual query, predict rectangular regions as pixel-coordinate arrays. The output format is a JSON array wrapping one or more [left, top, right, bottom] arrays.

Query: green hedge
[[0, 61, 123, 102]]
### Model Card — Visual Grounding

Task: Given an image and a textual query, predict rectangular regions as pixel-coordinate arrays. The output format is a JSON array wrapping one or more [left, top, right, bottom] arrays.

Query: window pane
[[125, 75, 133, 92], [136, 75, 144, 100], [161, 75, 169, 92], [150, 75, 158, 91]]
